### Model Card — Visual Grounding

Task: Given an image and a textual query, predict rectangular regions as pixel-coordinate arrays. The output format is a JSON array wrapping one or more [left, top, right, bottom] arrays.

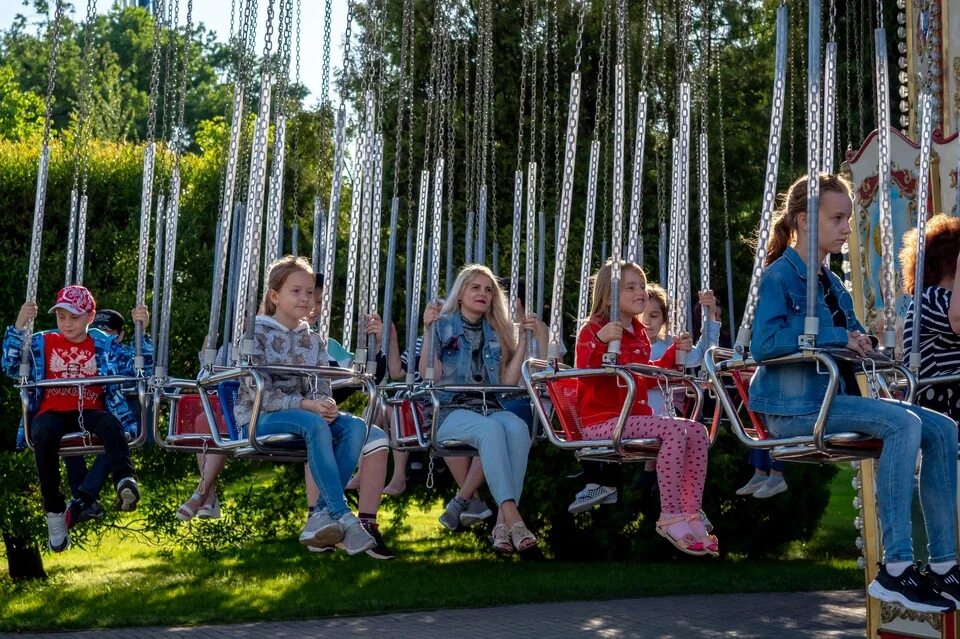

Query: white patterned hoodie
[[234, 315, 332, 427]]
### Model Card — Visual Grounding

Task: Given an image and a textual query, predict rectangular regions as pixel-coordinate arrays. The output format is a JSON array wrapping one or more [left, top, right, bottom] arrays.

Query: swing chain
[[426, 449, 436, 489], [40, 1, 66, 147], [197, 439, 209, 496], [76, 385, 92, 447]]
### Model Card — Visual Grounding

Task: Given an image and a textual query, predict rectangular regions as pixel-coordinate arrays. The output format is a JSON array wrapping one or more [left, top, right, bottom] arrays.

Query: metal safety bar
[[19, 375, 149, 455], [704, 347, 911, 463]]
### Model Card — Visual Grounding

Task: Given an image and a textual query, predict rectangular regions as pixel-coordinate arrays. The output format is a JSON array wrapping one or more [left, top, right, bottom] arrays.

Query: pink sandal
[[655, 515, 707, 556], [686, 513, 719, 557]]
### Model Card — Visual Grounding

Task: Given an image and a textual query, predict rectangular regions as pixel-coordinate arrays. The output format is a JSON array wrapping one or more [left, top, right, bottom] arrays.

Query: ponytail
[[765, 216, 794, 266]]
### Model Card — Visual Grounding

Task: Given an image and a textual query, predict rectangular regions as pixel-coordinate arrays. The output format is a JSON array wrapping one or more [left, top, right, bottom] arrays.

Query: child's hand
[[423, 302, 442, 328], [596, 320, 623, 344], [520, 314, 540, 333], [846, 330, 873, 356], [698, 290, 716, 318], [315, 397, 339, 423], [674, 332, 693, 352], [131, 305, 150, 330], [15, 302, 38, 330], [365, 312, 383, 349]]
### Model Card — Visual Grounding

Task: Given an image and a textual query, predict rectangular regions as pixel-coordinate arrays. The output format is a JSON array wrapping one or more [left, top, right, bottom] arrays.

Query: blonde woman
[[420, 264, 539, 553]]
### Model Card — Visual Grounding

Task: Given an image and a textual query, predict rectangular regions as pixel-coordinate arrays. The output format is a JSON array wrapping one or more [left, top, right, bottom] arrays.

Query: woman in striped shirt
[[901, 213, 960, 422]]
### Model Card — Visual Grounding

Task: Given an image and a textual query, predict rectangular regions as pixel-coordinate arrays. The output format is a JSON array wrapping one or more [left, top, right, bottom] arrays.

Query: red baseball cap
[[48, 285, 97, 316]]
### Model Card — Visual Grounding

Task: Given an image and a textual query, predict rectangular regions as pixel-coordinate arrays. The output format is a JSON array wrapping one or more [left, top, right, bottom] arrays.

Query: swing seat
[[19, 375, 149, 455], [416, 384, 530, 457], [386, 389, 429, 451], [706, 347, 887, 463]]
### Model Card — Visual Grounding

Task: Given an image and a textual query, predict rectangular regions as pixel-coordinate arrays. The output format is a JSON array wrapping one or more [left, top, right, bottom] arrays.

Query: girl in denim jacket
[[420, 264, 539, 553], [750, 173, 960, 613], [576, 259, 718, 556]]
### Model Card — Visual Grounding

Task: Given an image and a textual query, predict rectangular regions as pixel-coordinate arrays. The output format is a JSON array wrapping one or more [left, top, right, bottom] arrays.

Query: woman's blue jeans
[[257, 409, 366, 519], [437, 409, 532, 506], [763, 396, 958, 563]]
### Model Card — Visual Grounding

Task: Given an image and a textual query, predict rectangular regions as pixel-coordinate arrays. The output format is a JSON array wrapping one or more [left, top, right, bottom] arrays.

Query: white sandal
[[197, 495, 221, 519], [176, 492, 203, 522]]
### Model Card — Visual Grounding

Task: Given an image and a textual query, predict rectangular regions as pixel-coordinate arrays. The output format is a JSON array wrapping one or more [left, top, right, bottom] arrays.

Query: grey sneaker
[[735, 474, 768, 496], [753, 476, 788, 499], [439, 498, 468, 531], [46, 511, 70, 552], [338, 512, 376, 556], [568, 485, 617, 514], [459, 498, 492, 527], [299, 509, 344, 549], [115, 477, 140, 512]]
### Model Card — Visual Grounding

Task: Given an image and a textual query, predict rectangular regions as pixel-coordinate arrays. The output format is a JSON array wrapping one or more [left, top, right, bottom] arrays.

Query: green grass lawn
[[0, 468, 863, 632]]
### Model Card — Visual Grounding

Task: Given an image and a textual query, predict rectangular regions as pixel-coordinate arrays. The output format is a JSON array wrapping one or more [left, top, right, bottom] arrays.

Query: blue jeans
[[437, 409, 531, 506], [65, 454, 111, 500], [747, 449, 784, 473], [763, 396, 958, 563], [257, 410, 366, 519]]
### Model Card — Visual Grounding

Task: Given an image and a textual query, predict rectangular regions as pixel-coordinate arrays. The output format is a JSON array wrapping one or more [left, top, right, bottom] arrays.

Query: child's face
[[269, 271, 315, 325], [56, 309, 94, 343], [618, 269, 647, 317], [641, 300, 665, 334], [817, 190, 852, 256]]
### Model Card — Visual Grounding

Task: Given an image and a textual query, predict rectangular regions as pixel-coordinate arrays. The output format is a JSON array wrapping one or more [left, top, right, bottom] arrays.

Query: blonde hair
[[441, 264, 517, 359], [588, 258, 647, 321], [644, 283, 668, 339], [765, 173, 853, 266], [260, 255, 315, 316]]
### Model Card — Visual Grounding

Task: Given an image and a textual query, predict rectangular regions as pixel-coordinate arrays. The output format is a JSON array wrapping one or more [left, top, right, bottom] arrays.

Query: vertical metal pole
[[548, 70, 582, 359], [874, 27, 897, 349], [367, 134, 385, 371], [342, 174, 362, 353], [802, 0, 823, 347], [577, 140, 600, 325], [381, 196, 400, 367], [446, 215, 454, 293], [264, 114, 288, 270], [204, 80, 245, 363], [150, 194, 166, 348], [133, 142, 156, 371], [536, 210, 546, 317], [735, 4, 788, 357], [476, 185, 488, 264], [509, 170, 524, 322], [658, 220, 668, 286], [405, 170, 431, 386], [626, 92, 648, 265], [157, 169, 182, 376], [311, 196, 326, 273], [725, 238, 736, 337], [908, 94, 934, 372], [317, 107, 347, 344], [425, 159, 445, 381], [65, 188, 78, 286], [355, 92, 376, 367], [492, 239, 499, 278], [465, 209, 475, 265], [75, 194, 89, 285], [822, 41, 838, 174], [525, 162, 538, 356], [223, 202, 245, 352], [607, 63, 626, 359]]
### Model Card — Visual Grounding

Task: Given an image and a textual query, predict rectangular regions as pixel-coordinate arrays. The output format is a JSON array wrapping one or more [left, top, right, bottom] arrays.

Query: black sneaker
[[115, 478, 140, 512], [362, 522, 395, 560], [867, 563, 955, 613], [67, 498, 105, 527], [923, 564, 960, 607]]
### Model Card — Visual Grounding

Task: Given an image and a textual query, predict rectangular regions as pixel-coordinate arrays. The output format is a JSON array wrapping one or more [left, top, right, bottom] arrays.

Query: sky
[[0, 0, 349, 106]]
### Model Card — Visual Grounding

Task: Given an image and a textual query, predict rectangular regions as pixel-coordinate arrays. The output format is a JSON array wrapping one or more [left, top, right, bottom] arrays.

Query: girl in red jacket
[[576, 259, 717, 556]]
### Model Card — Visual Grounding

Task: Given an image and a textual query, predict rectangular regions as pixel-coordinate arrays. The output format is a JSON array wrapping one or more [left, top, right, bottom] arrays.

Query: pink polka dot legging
[[583, 415, 709, 514]]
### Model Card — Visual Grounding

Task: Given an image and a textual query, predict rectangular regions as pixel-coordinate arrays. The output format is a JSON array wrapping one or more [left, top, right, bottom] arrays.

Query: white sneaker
[[735, 474, 768, 496], [568, 485, 617, 514], [299, 509, 344, 548], [753, 476, 788, 499], [338, 512, 376, 556], [46, 511, 70, 552]]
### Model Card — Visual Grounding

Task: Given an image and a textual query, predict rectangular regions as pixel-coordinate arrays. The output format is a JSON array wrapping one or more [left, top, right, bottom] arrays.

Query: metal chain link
[[515, 0, 533, 170]]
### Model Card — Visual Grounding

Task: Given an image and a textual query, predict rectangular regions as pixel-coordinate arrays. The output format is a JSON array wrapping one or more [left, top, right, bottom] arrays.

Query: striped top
[[903, 286, 960, 378]]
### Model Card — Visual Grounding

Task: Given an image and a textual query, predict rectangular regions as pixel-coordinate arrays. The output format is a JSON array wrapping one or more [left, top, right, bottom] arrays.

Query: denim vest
[[748, 247, 864, 416], [431, 311, 502, 400]]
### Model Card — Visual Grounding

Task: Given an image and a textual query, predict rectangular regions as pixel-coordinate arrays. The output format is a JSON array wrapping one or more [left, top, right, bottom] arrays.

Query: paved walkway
[[9, 590, 866, 638]]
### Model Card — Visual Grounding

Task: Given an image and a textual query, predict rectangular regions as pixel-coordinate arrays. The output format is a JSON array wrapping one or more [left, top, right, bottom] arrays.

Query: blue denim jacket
[[2, 326, 155, 448], [748, 247, 863, 415], [429, 311, 502, 398]]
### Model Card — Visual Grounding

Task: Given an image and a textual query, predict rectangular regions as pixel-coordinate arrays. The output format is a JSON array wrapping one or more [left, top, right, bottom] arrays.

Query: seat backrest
[[175, 393, 229, 437], [544, 377, 584, 441], [729, 369, 771, 439], [216, 380, 242, 440]]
